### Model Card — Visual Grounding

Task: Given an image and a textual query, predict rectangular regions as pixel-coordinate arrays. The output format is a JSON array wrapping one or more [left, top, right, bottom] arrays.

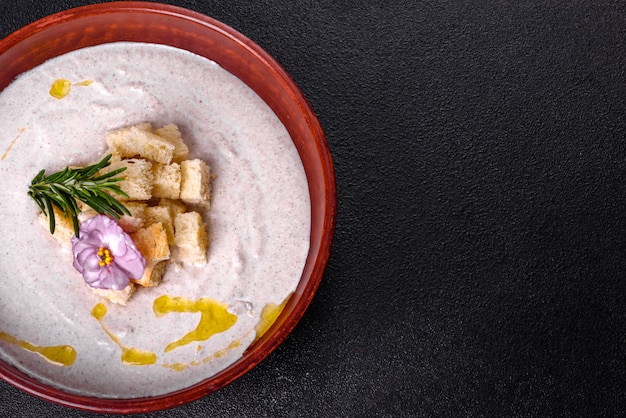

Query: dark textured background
[[1, 1, 625, 416]]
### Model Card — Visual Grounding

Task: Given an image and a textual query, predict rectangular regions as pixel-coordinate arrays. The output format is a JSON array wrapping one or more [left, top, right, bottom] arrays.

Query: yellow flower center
[[97, 247, 114, 267]]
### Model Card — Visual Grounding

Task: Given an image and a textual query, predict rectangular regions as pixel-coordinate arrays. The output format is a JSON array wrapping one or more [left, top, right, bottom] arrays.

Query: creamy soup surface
[[0, 43, 310, 398]]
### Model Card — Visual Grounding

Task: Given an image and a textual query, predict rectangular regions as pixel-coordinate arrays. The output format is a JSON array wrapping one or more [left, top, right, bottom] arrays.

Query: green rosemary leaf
[[47, 184, 64, 202], [43, 189, 67, 212], [87, 197, 119, 218], [46, 167, 70, 183], [31, 169, 46, 185], [74, 188, 95, 200], [103, 185, 129, 201], [111, 201, 131, 217], [91, 167, 126, 181], [71, 213, 80, 237], [43, 195, 56, 234], [58, 190, 79, 219], [33, 195, 47, 214], [79, 155, 112, 178], [98, 191, 131, 216]]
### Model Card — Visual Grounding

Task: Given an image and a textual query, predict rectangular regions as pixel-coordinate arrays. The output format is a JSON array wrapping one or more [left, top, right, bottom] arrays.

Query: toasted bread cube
[[174, 211, 208, 264], [144, 206, 175, 245], [91, 283, 136, 306], [38, 206, 75, 244], [131, 260, 168, 287], [117, 216, 142, 234], [133, 122, 153, 132], [105, 124, 174, 164], [177, 246, 208, 265], [116, 202, 147, 233], [151, 163, 181, 200], [155, 124, 189, 163], [180, 159, 211, 207], [158, 198, 187, 219], [124, 202, 148, 218], [130, 223, 169, 287], [130, 222, 170, 263], [102, 159, 153, 201]]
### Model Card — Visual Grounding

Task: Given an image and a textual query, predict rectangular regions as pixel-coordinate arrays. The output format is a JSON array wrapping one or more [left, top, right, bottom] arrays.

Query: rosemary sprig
[[28, 154, 130, 237]]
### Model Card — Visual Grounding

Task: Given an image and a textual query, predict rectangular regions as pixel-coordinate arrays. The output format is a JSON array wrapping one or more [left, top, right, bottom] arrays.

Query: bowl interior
[[0, 1, 335, 413]]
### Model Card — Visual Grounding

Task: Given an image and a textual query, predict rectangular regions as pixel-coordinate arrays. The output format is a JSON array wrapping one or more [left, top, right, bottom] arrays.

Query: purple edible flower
[[71, 215, 145, 290]]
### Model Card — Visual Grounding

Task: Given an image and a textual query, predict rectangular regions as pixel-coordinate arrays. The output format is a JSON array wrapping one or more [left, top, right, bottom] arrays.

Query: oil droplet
[[162, 338, 243, 372], [121, 347, 157, 366], [91, 302, 107, 321], [1, 127, 26, 161], [163, 362, 189, 372], [49, 79, 92, 99], [215, 339, 241, 358], [153, 295, 237, 353], [91, 303, 157, 366], [50, 79, 72, 99], [74, 79, 93, 87], [255, 294, 291, 341], [0, 330, 76, 367]]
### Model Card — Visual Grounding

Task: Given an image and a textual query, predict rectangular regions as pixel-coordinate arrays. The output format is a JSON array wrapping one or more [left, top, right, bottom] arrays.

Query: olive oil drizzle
[[153, 295, 238, 353], [84, 294, 291, 371], [1, 127, 26, 161], [91, 303, 157, 366], [163, 339, 244, 372], [0, 294, 290, 371], [0, 330, 76, 367], [49, 78, 93, 100], [254, 293, 292, 341]]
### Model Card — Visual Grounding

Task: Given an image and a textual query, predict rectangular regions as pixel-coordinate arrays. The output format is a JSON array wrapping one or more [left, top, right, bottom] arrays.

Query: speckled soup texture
[[0, 43, 310, 398]]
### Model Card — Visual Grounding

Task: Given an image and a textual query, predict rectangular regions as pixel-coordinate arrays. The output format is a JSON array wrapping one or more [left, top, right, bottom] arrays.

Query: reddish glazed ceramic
[[0, 2, 335, 413]]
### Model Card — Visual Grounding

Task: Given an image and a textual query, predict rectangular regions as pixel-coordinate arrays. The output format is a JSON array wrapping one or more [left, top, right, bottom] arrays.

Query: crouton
[[130, 223, 171, 287], [130, 222, 170, 263], [132, 261, 168, 287], [180, 159, 211, 207], [151, 162, 181, 200], [38, 206, 75, 244], [133, 122, 153, 132], [155, 124, 189, 163], [158, 198, 187, 219], [113, 202, 146, 233], [102, 159, 153, 201], [144, 206, 175, 245], [124, 202, 148, 218], [91, 283, 137, 306], [174, 211, 208, 264], [105, 124, 174, 164]]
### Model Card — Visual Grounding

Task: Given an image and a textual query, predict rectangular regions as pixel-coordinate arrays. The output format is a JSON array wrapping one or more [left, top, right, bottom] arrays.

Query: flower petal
[[100, 264, 131, 290], [117, 254, 145, 280], [104, 228, 126, 256], [75, 248, 100, 272], [82, 265, 106, 287]]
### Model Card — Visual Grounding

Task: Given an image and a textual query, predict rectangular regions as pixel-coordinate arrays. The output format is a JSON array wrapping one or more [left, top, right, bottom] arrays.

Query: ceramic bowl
[[0, 2, 335, 413]]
